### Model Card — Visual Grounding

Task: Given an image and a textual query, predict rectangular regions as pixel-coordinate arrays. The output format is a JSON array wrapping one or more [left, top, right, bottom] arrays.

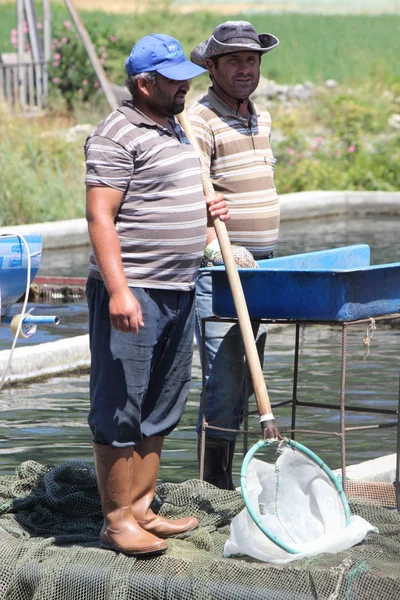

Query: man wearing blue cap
[[84, 34, 228, 557]]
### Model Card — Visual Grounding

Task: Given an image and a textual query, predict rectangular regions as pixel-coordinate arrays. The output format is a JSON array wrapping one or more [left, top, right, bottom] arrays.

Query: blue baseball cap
[[125, 34, 206, 81]]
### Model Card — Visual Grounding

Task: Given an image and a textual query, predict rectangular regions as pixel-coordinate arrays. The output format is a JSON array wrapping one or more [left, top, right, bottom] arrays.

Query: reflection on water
[[0, 215, 399, 483], [0, 323, 398, 483], [279, 214, 399, 266]]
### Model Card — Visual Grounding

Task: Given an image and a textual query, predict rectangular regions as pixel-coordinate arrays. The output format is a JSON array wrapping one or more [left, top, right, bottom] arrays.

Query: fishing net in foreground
[[0, 460, 399, 600]]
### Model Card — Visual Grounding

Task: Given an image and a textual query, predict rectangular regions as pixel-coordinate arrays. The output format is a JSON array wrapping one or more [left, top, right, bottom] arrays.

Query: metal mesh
[[346, 480, 397, 508], [1, 460, 400, 600]]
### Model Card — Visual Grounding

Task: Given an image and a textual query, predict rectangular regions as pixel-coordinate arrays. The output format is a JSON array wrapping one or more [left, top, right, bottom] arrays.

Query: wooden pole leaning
[[64, 0, 119, 112], [177, 110, 278, 437]]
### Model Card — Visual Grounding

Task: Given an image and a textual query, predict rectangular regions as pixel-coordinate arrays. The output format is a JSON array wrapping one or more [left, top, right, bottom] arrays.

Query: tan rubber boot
[[93, 442, 168, 556], [131, 436, 199, 538]]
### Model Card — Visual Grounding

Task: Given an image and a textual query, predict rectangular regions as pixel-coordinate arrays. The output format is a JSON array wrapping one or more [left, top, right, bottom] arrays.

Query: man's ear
[[205, 58, 217, 82], [137, 75, 153, 98], [205, 58, 215, 74]]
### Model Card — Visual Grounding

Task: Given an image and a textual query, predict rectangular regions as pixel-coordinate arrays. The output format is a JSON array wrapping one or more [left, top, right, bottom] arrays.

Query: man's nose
[[179, 80, 190, 92], [237, 63, 252, 74]]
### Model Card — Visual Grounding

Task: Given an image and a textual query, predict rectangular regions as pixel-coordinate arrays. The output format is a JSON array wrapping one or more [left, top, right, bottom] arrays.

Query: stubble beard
[[214, 70, 260, 101], [149, 80, 185, 117]]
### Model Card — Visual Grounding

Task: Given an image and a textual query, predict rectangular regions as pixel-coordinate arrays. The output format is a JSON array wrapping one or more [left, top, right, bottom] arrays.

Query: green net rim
[[240, 437, 352, 554]]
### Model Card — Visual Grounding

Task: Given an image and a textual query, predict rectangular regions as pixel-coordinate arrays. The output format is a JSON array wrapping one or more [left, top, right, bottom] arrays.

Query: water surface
[[0, 215, 399, 484]]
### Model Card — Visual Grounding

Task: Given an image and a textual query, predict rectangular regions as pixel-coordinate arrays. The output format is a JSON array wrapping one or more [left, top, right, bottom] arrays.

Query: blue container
[[211, 245, 400, 322], [0, 234, 42, 315]]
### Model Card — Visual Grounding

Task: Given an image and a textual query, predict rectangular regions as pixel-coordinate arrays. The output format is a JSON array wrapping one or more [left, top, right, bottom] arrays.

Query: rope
[[362, 318, 376, 361], [0, 233, 32, 392]]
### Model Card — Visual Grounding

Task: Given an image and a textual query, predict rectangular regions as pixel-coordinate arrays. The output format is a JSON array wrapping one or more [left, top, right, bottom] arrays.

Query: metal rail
[[199, 313, 400, 510]]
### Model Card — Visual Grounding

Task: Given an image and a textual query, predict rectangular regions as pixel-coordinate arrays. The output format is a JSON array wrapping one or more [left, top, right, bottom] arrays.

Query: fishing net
[[225, 440, 377, 563], [200, 240, 259, 268], [346, 480, 397, 508], [0, 460, 400, 600]]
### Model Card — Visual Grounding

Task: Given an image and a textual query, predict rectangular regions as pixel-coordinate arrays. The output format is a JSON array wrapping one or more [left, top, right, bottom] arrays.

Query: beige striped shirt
[[85, 102, 207, 290], [189, 88, 279, 258]]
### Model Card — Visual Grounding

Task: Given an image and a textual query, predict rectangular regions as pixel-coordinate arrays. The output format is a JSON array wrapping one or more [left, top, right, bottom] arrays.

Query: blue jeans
[[87, 277, 195, 447], [195, 270, 267, 441]]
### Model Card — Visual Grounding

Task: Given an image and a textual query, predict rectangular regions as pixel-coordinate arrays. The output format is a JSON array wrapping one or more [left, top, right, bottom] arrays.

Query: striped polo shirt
[[188, 88, 279, 259], [84, 102, 207, 291]]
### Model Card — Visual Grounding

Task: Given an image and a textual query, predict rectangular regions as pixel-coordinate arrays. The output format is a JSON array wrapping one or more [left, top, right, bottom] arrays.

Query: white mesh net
[[225, 444, 377, 563]]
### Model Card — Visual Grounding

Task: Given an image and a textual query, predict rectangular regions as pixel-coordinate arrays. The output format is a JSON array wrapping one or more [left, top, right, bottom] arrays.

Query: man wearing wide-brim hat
[[191, 20, 279, 68], [188, 21, 281, 490]]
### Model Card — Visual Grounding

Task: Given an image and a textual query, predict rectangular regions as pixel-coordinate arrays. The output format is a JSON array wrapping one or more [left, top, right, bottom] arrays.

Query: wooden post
[[0, 67, 4, 102], [12, 65, 19, 106], [64, 0, 119, 112], [24, 0, 43, 108], [17, 0, 26, 111], [27, 62, 34, 106], [42, 0, 51, 103], [5, 67, 12, 106]]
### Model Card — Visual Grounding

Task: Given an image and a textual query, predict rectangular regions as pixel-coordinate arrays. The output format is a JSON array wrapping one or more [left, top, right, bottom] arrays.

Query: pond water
[[0, 215, 399, 484]]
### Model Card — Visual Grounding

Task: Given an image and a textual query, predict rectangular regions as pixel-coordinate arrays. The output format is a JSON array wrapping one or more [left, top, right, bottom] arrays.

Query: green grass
[[1, 80, 399, 226], [1, 3, 400, 85], [0, 114, 85, 226], [0, 4, 399, 225]]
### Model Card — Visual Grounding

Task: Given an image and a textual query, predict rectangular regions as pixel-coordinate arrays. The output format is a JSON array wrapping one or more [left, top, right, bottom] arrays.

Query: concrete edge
[[333, 453, 396, 484], [279, 190, 400, 221], [0, 218, 89, 249], [0, 335, 90, 384], [1, 191, 400, 250]]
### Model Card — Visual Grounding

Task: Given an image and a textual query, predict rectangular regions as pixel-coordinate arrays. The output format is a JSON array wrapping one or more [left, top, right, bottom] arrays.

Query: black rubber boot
[[199, 437, 236, 490], [226, 439, 236, 491]]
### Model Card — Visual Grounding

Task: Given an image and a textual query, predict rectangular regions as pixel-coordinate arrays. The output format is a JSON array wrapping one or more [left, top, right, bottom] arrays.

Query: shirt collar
[[204, 87, 260, 123], [119, 100, 177, 132]]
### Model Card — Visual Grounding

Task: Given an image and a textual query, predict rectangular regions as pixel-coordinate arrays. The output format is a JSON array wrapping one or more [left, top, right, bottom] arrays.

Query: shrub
[[330, 95, 378, 147], [272, 87, 400, 194], [48, 20, 126, 110]]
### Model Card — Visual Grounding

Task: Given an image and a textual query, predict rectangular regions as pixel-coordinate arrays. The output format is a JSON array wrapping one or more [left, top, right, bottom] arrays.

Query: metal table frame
[[198, 313, 400, 509]]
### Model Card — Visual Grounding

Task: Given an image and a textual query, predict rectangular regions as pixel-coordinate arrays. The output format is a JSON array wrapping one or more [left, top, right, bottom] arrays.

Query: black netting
[[1, 461, 400, 600]]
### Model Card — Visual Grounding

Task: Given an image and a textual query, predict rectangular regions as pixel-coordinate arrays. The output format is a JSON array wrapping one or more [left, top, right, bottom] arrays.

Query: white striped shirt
[[85, 103, 207, 290], [189, 88, 279, 258]]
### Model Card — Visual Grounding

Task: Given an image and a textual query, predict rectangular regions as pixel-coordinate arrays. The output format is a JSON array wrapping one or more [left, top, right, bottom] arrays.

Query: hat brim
[[156, 60, 206, 81], [190, 33, 279, 68]]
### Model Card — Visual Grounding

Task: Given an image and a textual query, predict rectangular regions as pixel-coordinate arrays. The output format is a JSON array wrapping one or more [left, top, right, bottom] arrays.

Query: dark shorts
[[86, 277, 195, 447]]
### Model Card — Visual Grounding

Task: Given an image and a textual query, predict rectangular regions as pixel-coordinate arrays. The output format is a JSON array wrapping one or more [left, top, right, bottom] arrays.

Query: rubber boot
[[226, 439, 236, 491], [200, 437, 236, 490], [92, 442, 168, 556], [131, 436, 199, 538]]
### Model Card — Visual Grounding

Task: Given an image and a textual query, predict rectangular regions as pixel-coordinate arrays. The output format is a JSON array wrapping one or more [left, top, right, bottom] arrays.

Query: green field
[[1, 3, 400, 85], [174, 0, 400, 14], [0, 4, 399, 225]]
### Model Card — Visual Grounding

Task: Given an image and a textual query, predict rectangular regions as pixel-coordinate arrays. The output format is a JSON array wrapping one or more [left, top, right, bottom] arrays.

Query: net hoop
[[240, 437, 352, 554]]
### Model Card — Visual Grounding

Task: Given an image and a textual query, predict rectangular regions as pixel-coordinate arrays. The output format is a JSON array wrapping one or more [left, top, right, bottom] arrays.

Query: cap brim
[[156, 60, 206, 81]]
